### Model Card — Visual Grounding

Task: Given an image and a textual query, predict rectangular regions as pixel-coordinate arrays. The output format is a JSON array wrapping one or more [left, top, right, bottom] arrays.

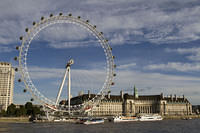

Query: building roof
[[124, 93, 162, 100], [0, 62, 11, 66], [60, 93, 190, 105], [163, 97, 190, 103]]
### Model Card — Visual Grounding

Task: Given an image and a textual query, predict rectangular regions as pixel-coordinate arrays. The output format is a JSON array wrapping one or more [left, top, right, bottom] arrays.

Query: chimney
[[88, 90, 91, 98], [134, 85, 138, 99], [108, 91, 111, 99], [120, 90, 124, 99], [161, 93, 164, 99], [174, 94, 177, 101], [183, 95, 185, 101], [170, 94, 173, 101]]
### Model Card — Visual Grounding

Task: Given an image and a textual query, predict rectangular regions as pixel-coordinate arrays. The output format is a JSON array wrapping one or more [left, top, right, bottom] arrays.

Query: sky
[[0, 0, 200, 105]]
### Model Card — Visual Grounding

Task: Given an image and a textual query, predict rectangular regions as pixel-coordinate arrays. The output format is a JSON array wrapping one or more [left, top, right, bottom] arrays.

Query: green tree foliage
[[7, 104, 16, 116], [25, 102, 33, 115], [15, 106, 26, 117], [2, 102, 44, 117], [0, 110, 7, 117]]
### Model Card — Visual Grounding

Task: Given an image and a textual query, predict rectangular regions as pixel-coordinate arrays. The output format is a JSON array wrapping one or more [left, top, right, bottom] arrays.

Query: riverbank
[[0, 117, 29, 123], [0, 115, 200, 123], [163, 115, 200, 120]]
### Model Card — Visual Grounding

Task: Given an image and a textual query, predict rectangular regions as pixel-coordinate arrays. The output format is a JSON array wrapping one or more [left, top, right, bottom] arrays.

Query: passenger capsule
[[68, 13, 72, 16], [18, 79, 21, 82], [32, 21, 36, 25], [25, 28, 29, 32], [15, 68, 18, 72], [93, 25, 97, 28], [41, 16, 44, 20], [30, 98, 34, 101], [50, 14, 53, 17], [14, 57, 18, 61], [86, 20, 89, 23], [113, 64, 117, 68], [23, 89, 27, 93], [59, 13, 63, 16], [113, 73, 116, 77], [112, 56, 115, 59], [16, 46, 20, 50], [111, 82, 115, 85], [19, 36, 23, 40], [77, 16, 81, 19]]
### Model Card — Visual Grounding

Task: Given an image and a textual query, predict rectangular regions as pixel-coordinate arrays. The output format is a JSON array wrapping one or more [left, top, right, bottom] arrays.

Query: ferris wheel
[[14, 13, 116, 114]]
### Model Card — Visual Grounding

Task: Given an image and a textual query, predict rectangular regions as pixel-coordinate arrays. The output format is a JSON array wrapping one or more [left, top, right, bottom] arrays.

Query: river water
[[0, 119, 199, 133]]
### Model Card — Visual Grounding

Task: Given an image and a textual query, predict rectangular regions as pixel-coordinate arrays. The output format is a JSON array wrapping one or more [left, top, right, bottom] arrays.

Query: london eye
[[14, 13, 116, 115]]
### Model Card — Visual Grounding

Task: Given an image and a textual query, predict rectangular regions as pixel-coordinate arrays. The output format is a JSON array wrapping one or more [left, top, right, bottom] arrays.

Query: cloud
[[145, 62, 200, 72], [113, 69, 200, 104], [1, 0, 200, 49], [118, 63, 137, 70], [0, 46, 13, 53], [36, 24, 91, 43], [27, 66, 106, 91], [1, 0, 200, 104], [17, 65, 200, 104], [166, 47, 200, 61], [48, 40, 99, 49]]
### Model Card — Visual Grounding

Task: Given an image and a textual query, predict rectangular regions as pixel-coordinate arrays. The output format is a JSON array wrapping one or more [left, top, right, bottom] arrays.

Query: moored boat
[[113, 116, 138, 122], [76, 118, 88, 124], [138, 114, 163, 121], [83, 118, 104, 125]]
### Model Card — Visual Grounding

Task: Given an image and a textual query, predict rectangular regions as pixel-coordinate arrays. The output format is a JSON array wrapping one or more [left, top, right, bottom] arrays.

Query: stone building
[[0, 62, 15, 111], [68, 86, 192, 116]]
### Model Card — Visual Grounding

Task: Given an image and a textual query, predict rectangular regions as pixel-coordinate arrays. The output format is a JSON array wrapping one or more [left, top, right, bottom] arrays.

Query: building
[[68, 86, 192, 116], [0, 62, 15, 111]]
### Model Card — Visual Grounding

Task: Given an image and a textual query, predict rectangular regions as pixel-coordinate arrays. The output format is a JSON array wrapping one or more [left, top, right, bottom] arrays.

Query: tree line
[[0, 102, 45, 117]]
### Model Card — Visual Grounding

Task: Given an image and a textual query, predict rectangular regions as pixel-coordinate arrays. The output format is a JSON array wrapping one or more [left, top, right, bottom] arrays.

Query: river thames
[[0, 119, 199, 133]]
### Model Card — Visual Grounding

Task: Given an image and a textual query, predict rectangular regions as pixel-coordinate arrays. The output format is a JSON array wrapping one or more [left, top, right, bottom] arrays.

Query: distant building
[[69, 86, 192, 116], [0, 62, 15, 111]]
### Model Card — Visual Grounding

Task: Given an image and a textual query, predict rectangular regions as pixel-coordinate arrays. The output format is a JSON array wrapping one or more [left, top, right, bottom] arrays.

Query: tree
[[19, 105, 27, 116], [32, 106, 40, 117], [7, 104, 16, 116], [0, 110, 7, 117], [25, 102, 33, 115], [15, 106, 26, 117], [15, 108, 21, 117]]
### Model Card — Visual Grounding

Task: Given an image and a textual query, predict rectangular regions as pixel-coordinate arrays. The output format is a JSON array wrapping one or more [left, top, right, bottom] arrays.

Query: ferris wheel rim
[[17, 13, 115, 111]]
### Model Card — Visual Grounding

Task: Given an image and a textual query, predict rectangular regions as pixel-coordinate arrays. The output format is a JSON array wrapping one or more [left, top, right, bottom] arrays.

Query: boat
[[182, 117, 192, 120], [76, 118, 88, 124], [113, 116, 138, 122], [83, 118, 104, 125], [138, 114, 163, 121], [53, 118, 67, 122]]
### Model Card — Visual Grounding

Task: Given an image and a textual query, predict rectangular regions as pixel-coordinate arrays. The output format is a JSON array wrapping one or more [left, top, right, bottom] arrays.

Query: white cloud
[[1, 0, 200, 49], [118, 63, 137, 69], [48, 40, 99, 49], [36, 24, 91, 43], [1, 0, 200, 104], [15, 65, 200, 104], [113, 69, 200, 104], [166, 47, 200, 61], [146, 62, 200, 72], [27, 66, 106, 90], [0, 46, 13, 53]]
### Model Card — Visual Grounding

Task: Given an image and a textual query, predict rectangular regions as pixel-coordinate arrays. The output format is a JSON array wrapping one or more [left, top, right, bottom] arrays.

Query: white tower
[[55, 59, 74, 115], [0, 62, 15, 111]]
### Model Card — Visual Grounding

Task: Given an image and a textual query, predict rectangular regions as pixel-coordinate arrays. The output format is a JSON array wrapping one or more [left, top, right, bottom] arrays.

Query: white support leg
[[55, 67, 69, 105], [68, 67, 71, 115]]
